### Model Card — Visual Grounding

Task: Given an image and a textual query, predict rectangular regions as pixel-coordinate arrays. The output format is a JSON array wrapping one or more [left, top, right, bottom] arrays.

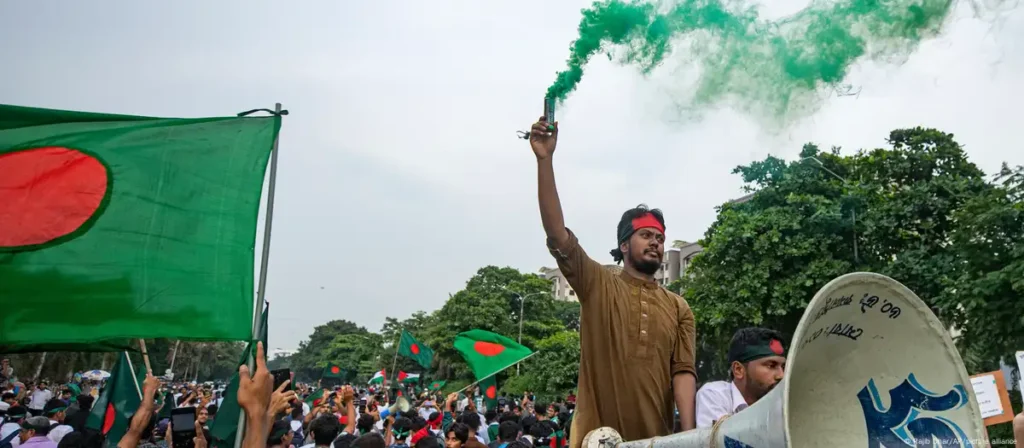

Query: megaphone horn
[[584, 272, 986, 448], [380, 396, 411, 420]]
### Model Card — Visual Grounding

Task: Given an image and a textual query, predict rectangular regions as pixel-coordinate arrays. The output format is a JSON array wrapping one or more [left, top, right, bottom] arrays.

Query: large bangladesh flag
[[0, 104, 280, 352], [453, 329, 533, 381], [398, 329, 434, 370], [85, 352, 141, 448]]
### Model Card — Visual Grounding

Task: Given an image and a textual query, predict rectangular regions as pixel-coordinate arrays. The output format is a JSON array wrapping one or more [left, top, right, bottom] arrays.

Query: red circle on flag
[[410, 344, 420, 355], [0, 147, 109, 249], [473, 341, 505, 357], [331, 366, 340, 374], [102, 403, 115, 434], [769, 339, 784, 355], [486, 385, 496, 399]]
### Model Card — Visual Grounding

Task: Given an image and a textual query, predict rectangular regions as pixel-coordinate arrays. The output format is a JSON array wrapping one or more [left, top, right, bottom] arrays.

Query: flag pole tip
[[236, 108, 288, 117]]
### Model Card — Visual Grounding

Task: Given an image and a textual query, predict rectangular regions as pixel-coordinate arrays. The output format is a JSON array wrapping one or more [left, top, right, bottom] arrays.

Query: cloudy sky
[[3, 1, 1022, 352]]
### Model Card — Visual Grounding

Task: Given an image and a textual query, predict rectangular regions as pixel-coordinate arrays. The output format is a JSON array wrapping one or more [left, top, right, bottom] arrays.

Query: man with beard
[[695, 328, 786, 428], [528, 116, 697, 448]]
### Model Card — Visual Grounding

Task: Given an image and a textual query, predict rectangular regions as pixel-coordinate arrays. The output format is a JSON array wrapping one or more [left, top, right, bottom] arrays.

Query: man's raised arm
[[530, 116, 568, 247]]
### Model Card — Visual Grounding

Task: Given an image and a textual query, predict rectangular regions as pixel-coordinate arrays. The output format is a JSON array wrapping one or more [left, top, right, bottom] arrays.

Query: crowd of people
[[0, 342, 583, 448]]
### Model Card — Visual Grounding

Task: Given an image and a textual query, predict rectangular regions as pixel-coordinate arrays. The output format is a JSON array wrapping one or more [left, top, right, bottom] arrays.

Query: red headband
[[631, 214, 665, 234], [428, 413, 443, 427]]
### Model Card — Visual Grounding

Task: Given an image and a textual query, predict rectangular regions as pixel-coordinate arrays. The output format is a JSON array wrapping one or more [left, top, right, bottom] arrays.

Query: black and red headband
[[617, 213, 665, 245]]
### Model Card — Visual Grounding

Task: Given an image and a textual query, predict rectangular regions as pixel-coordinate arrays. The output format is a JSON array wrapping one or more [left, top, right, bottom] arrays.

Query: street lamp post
[[800, 156, 859, 264], [513, 292, 546, 375]]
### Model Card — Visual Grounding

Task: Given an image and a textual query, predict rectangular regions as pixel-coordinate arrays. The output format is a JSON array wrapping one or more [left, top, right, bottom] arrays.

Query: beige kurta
[[548, 230, 696, 448]]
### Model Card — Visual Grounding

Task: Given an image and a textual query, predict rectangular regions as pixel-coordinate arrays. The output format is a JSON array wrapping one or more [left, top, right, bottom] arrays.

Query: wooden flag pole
[[138, 339, 153, 373], [123, 351, 144, 400], [235, 103, 284, 448]]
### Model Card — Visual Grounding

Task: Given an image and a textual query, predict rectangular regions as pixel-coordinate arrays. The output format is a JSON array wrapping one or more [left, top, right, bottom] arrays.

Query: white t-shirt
[[695, 381, 749, 428], [0, 421, 21, 448], [475, 413, 489, 444], [28, 389, 52, 410], [47, 420, 73, 444], [418, 406, 434, 421]]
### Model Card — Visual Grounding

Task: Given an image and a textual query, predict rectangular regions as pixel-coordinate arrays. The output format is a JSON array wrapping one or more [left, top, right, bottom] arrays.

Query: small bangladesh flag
[[304, 388, 325, 406], [428, 380, 447, 391], [0, 104, 280, 352], [368, 369, 385, 385], [453, 329, 534, 381], [398, 330, 434, 370], [85, 352, 141, 447], [323, 364, 346, 378], [479, 375, 498, 410], [397, 371, 420, 384]]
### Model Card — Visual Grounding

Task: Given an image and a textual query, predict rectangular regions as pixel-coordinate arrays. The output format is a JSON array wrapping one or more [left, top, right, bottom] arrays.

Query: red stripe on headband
[[631, 214, 665, 234]]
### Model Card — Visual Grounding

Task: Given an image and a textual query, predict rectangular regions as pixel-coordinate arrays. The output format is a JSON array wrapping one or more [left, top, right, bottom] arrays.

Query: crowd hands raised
[[2, 343, 576, 448]]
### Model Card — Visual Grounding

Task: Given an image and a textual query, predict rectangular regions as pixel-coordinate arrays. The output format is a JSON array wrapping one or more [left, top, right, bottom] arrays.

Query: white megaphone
[[583, 272, 986, 448], [379, 396, 412, 420]]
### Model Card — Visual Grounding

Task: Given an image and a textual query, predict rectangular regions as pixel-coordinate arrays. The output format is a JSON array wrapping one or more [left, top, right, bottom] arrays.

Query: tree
[[524, 331, 580, 397], [948, 164, 1024, 372], [267, 353, 293, 371], [378, 312, 439, 380], [289, 320, 378, 382], [423, 266, 562, 381], [680, 127, 1021, 381], [552, 300, 581, 332]]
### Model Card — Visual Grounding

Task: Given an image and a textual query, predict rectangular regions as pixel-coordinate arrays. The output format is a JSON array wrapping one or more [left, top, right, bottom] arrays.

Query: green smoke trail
[[547, 0, 960, 120]]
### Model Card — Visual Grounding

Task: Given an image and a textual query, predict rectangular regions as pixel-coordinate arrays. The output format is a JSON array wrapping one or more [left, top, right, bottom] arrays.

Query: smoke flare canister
[[544, 97, 555, 131]]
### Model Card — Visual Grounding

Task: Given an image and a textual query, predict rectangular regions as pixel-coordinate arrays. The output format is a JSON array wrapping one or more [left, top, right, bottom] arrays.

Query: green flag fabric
[[479, 375, 498, 410], [304, 388, 325, 406], [209, 304, 269, 448], [397, 329, 434, 370], [0, 104, 280, 352], [85, 353, 141, 447], [322, 365, 346, 378], [453, 330, 533, 381], [157, 390, 175, 421], [428, 380, 446, 391]]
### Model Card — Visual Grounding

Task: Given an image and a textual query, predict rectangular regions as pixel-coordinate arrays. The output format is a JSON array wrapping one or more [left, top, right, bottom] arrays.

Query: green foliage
[[948, 163, 1024, 372], [683, 128, 1024, 381], [267, 353, 292, 371], [525, 331, 581, 397], [289, 320, 379, 382], [422, 266, 564, 381], [281, 266, 576, 396]]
